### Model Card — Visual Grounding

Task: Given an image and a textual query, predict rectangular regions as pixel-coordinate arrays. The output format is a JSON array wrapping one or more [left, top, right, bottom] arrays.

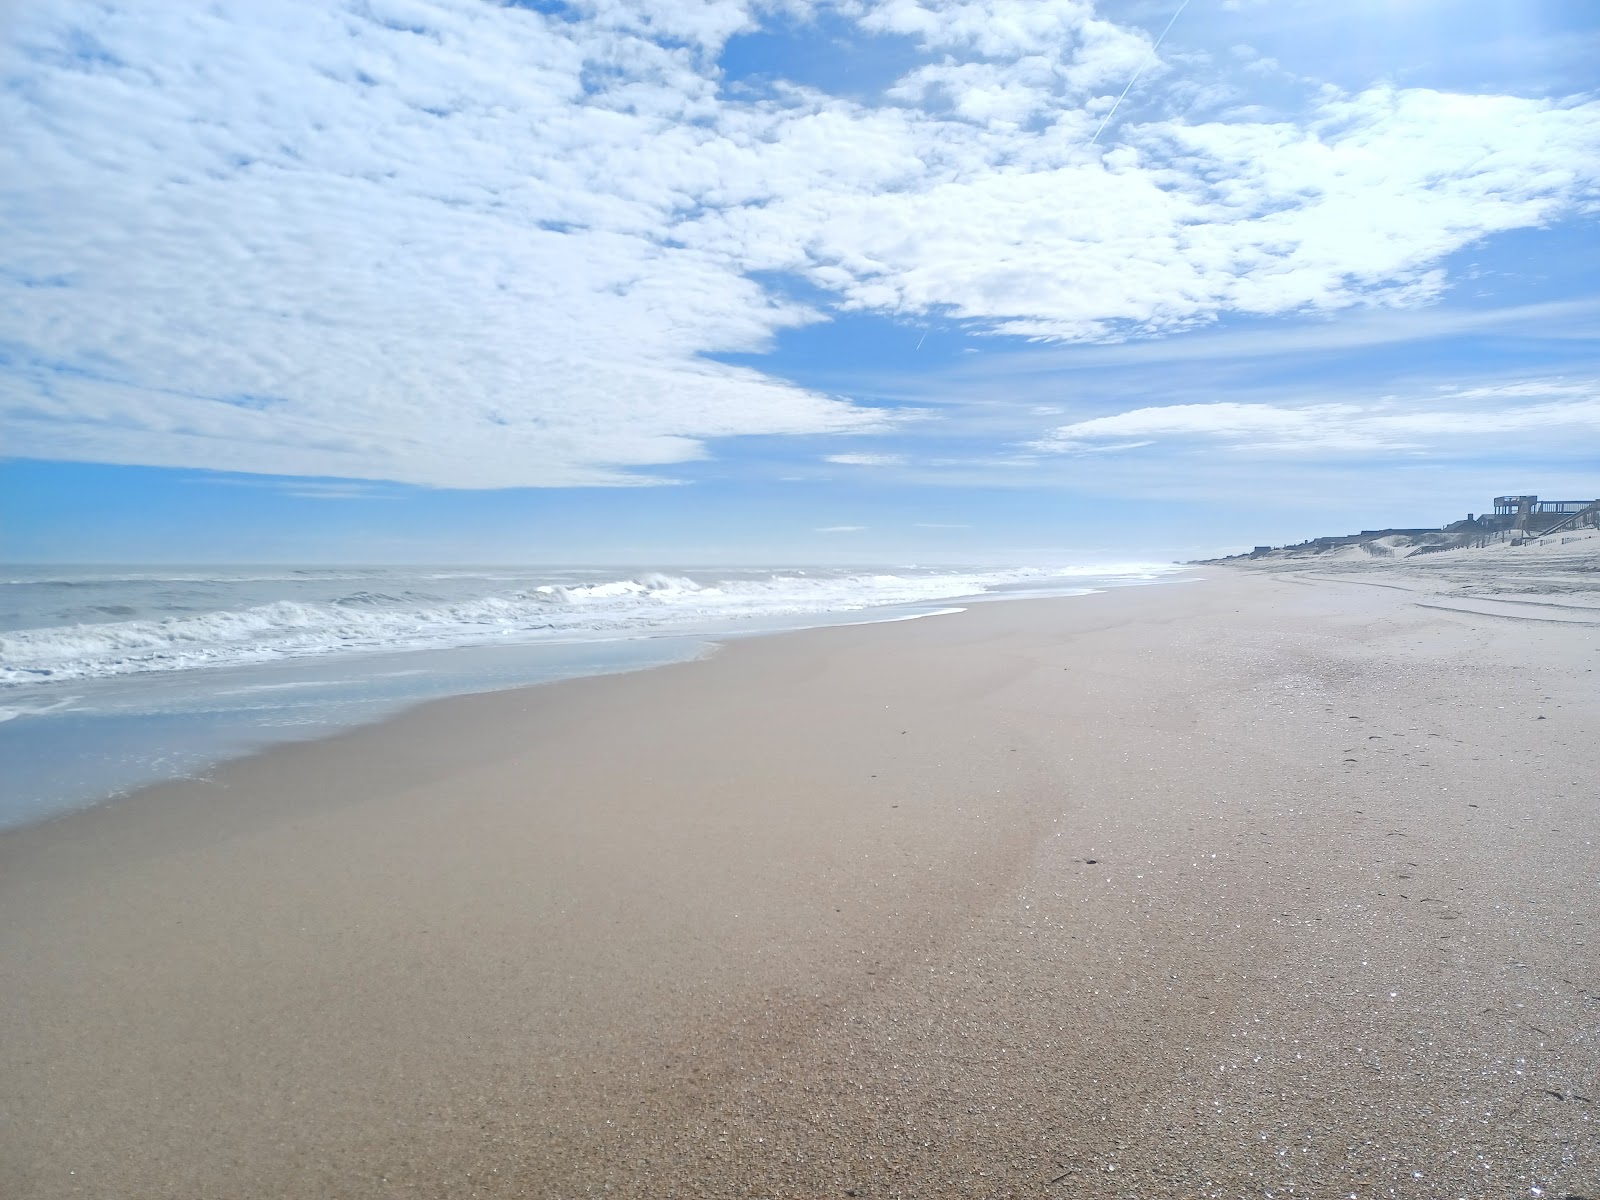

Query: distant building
[[1471, 495, 1600, 535]]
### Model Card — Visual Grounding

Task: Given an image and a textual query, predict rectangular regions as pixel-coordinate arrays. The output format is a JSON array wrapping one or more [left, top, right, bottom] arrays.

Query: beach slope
[[3, 569, 1597, 1197]]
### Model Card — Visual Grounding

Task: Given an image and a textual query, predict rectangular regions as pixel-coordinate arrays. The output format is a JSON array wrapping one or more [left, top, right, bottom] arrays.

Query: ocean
[[0, 562, 1181, 828]]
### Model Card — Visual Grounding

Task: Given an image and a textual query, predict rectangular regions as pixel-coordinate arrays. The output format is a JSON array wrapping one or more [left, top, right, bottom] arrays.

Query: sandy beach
[[3, 564, 1597, 1198]]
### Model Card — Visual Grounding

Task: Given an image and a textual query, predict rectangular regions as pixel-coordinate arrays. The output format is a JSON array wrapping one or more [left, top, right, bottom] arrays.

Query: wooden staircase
[[1527, 500, 1600, 541]]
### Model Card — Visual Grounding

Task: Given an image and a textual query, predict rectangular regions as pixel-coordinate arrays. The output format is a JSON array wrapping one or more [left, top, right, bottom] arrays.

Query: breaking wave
[[0, 565, 1176, 685]]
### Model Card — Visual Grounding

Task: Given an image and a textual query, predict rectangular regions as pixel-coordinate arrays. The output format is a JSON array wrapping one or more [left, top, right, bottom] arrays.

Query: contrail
[[1088, 0, 1191, 147], [916, 331, 927, 350]]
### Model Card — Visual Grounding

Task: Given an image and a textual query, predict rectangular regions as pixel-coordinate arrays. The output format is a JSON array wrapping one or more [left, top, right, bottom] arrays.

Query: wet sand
[[3, 568, 1597, 1197]]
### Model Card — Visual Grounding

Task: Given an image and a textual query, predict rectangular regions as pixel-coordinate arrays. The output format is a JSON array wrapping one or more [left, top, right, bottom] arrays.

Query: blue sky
[[3, 0, 1598, 563]]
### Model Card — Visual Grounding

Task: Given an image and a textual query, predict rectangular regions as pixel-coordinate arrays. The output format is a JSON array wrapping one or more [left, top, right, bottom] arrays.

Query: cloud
[[0, 1, 878, 488], [186, 475, 396, 500], [825, 452, 905, 465], [3, 1, 1598, 488], [859, 0, 1149, 76], [953, 298, 1600, 378], [701, 86, 1600, 341], [816, 524, 867, 532], [1033, 380, 1600, 456], [280, 483, 396, 501]]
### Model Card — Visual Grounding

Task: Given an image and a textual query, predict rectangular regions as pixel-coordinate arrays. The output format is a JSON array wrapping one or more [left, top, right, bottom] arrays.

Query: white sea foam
[[210, 680, 359, 696], [0, 564, 1179, 685], [0, 695, 83, 721]]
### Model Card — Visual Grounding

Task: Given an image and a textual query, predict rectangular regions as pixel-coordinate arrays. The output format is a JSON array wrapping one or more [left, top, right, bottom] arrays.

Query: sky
[[2, 0, 1598, 564]]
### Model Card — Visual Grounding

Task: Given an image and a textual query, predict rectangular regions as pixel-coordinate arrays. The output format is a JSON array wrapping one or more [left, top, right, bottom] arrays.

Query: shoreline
[[0, 568, 1171, 832], [3, 568, 1597, 1196]]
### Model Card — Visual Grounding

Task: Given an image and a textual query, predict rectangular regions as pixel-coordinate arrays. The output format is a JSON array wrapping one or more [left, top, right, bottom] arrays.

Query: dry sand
[[2, 567, 1597, 1198]]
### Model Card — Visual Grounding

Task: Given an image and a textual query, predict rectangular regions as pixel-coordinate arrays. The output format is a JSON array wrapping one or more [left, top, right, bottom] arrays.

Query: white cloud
[[825, 452, 905, 465], [1033, 381, 1600, 455], [962, 298, 1600, 376], [186, 475, 395, 501], [281, 483, 395, 501], [816, 524, 867, 532], [857, 0, 1145, 74], [3, 0, 1598, 487], [0, 0, 876, 488], [699, 86, 1600, 341]]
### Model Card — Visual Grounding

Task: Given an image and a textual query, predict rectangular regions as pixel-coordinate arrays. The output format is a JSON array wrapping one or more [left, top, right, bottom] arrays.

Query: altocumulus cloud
[[3, 1, 1599, 487]]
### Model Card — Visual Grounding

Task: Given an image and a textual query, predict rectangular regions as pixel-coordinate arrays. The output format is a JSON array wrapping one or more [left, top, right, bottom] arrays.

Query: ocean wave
[[0, 566, 1177, 685]]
